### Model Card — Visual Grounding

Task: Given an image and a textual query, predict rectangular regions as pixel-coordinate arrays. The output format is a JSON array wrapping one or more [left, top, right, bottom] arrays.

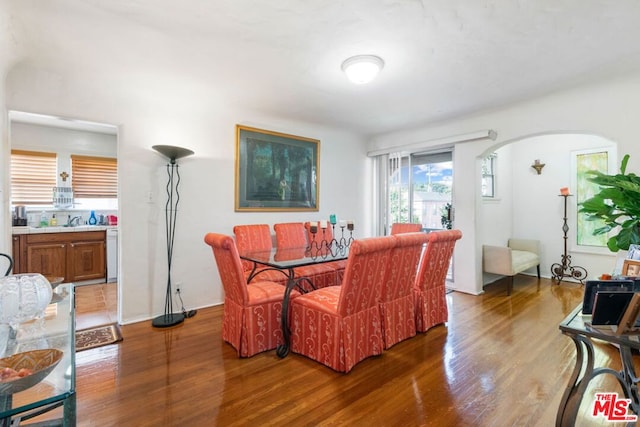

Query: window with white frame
[[481, 153, 497, 198]]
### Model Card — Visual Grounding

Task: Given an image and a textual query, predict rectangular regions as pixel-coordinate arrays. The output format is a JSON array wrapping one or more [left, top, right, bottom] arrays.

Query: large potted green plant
[[579, 154, 640, 251]]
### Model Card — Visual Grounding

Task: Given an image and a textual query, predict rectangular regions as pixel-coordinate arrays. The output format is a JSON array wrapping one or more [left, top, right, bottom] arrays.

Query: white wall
[[370, 73, 640, 294], [4, 64, 369, 324], [0, 0, 18, 255]]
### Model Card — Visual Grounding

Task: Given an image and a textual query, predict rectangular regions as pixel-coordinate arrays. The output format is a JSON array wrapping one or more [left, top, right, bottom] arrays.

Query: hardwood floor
[[75, 283, 117, 331], [37, 276, 639, 426]]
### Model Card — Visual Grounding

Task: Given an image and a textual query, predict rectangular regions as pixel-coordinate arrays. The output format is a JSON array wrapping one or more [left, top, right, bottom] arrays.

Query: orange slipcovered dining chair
[[273, 222, 339, 290], [390, 222, 422, 235], [273, 222, 308, 249], [380, 232, 430, 349], [233, 224, 285, 284], [414, 229, 462, 333], [290, 236, 395, 372], [204, 233, 300, 357]]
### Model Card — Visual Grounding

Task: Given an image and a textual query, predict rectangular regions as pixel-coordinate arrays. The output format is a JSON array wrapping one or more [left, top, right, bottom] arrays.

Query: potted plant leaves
[[579, 154, 640, 251]]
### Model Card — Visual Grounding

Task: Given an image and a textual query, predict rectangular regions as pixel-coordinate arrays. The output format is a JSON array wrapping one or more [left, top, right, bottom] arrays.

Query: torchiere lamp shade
[[152, 145, 195, 163]]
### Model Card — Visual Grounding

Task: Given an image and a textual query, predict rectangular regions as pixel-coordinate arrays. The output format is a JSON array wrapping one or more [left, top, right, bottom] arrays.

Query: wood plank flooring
[[75, 283, 117, 331], [37, 276, 640, 426]]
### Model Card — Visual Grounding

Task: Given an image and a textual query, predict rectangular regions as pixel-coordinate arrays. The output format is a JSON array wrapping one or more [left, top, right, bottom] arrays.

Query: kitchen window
[[71, 155, 117, 198], [10, 149, 57, 205]]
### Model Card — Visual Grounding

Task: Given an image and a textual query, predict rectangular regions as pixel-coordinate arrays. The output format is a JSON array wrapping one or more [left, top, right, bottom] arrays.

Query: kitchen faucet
[[67, 216, 82, 227]]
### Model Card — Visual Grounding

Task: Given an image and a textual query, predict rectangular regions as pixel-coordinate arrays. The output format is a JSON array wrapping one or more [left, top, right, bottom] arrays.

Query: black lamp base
[[152, 312, 185, 328]]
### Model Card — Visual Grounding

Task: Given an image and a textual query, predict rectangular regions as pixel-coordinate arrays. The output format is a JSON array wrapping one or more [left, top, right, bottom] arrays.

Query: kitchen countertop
[[12, 225, 118, 235]]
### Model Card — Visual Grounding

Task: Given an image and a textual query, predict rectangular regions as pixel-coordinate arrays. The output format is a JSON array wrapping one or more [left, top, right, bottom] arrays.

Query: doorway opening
[[8, 110, 120, 329]]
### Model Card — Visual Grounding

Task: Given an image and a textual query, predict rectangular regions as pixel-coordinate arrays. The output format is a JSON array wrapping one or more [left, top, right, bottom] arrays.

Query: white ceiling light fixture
[[341, 55, 385, 85]]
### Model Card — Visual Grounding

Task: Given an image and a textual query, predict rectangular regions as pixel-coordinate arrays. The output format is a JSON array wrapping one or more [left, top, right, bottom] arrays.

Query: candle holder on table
[[550, 193, 588, 284]]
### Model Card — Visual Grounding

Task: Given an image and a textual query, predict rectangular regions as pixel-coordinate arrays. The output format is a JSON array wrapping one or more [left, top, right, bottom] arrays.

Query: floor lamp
[[151, 144, 194, 328]]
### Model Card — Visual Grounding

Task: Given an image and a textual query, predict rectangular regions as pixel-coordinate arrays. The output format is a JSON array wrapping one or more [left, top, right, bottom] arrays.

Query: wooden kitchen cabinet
[[11, 235, 21, 273], [26, 242, 67, 278], [67, 240, 105, 281], [12, 230, 106, 282]]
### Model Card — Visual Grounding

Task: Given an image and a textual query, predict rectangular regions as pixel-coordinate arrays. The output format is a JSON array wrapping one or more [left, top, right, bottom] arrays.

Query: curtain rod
[[367, 129, 497, 157]]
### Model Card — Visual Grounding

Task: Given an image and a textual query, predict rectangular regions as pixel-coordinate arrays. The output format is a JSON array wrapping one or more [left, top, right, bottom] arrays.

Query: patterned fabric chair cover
[[380, 232, 430, 349], [233, 224, 285, 284], [204, 233, 300, 357], [274, 222, 339, 290], [414, 229, 462, 333], [273, 222, 308, 249], [290, 236, 395, 372], [390, 223, 423, 235]]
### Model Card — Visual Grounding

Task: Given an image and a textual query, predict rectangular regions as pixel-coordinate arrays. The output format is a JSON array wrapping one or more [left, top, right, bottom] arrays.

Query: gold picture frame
[[235, 125, 319, 212], [622, 259, 640, 276]]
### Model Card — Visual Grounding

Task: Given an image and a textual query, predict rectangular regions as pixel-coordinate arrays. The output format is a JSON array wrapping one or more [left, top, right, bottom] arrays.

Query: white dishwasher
[[106, 228, 118, 282]]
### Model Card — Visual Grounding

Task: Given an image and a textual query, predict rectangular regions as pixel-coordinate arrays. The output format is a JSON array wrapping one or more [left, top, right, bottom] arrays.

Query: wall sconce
[[531, 159, 545, 175]]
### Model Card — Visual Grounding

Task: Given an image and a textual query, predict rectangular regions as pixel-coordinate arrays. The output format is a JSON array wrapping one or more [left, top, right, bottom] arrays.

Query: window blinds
[[71, 155, 117, 198], [11, 150, 57, 205]]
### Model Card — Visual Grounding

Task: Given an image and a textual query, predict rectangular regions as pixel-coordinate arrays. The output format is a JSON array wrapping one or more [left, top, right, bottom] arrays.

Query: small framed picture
[[622, 259, 640, 277], [628, 244, 640, 260]]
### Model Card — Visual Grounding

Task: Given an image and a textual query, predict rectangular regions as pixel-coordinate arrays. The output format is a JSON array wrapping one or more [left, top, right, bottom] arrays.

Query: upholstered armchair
[[414, 229, 462, 333], [380, 232, 430, 349], [204, 233, 300, 357], [233, 224, 285, 284], [390, 223, 422, 235], [273, 222, 339, 290], [290, 236, 395, 372]]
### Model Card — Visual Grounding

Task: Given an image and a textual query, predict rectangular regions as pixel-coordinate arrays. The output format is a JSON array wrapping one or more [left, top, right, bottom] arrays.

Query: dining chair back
[[233, 224, 273, 271], [414, 229, 462, 333], [273, 222, 308, 249], [232, 224, 286, 284], [380, 232, 430, 349], [204, 232, 300, 357], [275, 222, 338, 290], [290, 235, 395, 372], [390, 223, 422, 235]]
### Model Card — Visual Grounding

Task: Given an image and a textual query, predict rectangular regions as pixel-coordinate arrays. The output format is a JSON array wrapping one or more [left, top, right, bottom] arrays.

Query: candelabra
[[550, 194, 588, 284], [306, 221, 354, 259]]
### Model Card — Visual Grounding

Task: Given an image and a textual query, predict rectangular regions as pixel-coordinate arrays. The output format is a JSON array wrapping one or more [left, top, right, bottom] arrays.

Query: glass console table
[[557, 303, 640, 426], [0, 283, 76, 426]]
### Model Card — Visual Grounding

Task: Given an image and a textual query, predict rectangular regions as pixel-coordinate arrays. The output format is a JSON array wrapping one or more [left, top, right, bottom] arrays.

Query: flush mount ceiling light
[[341, 55, 384, 84]]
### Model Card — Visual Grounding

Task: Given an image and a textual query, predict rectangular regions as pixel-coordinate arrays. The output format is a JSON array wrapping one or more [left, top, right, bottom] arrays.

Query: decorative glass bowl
[[0, 273, 53, 328], [0, 348, 63, 394]]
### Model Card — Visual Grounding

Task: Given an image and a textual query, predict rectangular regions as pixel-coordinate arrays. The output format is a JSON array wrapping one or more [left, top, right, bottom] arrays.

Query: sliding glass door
[[387, 151, 453, 233]]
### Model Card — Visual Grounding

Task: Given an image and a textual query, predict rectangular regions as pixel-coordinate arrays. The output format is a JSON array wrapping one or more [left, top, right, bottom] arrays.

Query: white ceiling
[[8, 0, 640, 136]]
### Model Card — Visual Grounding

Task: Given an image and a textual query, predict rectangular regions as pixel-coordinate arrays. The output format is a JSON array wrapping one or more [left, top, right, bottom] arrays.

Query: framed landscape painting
[[235, 125, 319, 212]]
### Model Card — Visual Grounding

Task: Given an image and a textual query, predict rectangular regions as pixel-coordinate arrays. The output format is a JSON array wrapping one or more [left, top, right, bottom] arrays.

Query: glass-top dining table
[[239, 246, 349, 357]]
